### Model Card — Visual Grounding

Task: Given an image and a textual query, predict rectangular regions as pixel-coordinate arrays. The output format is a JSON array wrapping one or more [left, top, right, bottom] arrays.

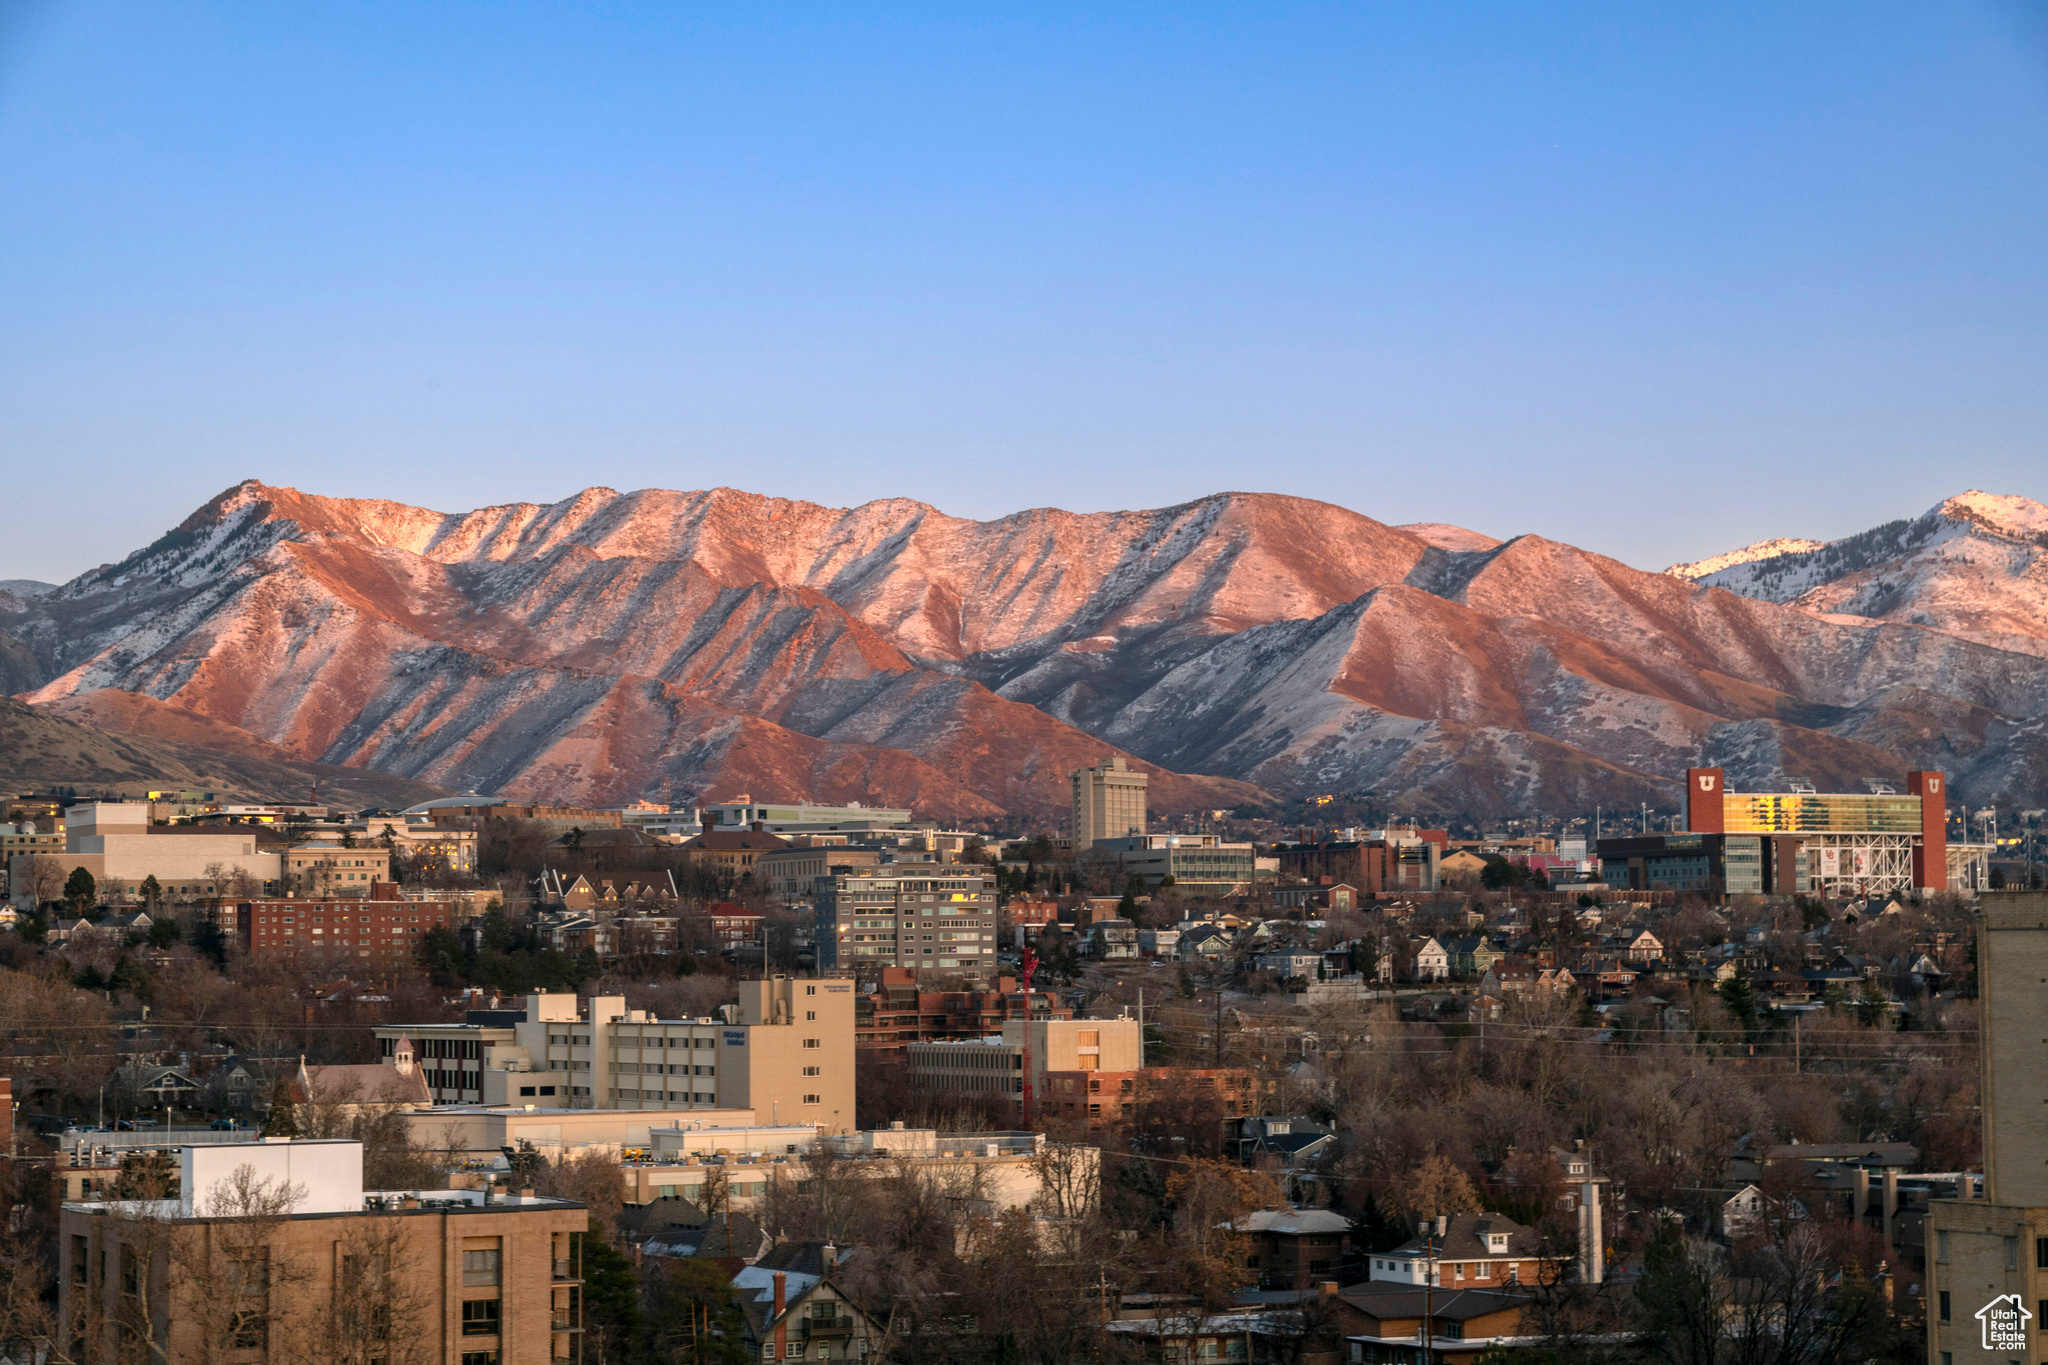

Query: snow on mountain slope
[[6, 483, 1262, 818], [1666, 538, 1827, 583], [1394, 523, 1502, 553], [10, 479, 2048, 815], [1665, 492, 2048, 655]]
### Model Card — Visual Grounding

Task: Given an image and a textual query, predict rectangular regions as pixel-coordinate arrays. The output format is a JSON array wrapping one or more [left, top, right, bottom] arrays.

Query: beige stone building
[[58, 1138, 587, 1365], [9, 802, 281, 908], [376, 979, 856, 1131], [1927, 894, 2048, 1364], [1070, 756, 1148, 848], [283, 841, 395, 895]]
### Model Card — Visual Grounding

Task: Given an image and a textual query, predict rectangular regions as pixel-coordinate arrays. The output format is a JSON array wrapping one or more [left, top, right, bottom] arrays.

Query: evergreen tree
[[63, 866, 97, 914], [580, 1218, 642, 1363], [1853, 976, 1889, 1027], [264, 1076, 300, 1137], [138, 874, 162, 909], [190, 916, 229, 967], [1350, 1192, 1411, 1253], [1719, 969, 1759, 1035]]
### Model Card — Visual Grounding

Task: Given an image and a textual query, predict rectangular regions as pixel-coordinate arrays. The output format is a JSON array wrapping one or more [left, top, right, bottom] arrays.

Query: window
[[802, 1066, 820, 1076], [806, 1011, 816, 1021], [462, 1299, 502, 1336], [2038, 1237, 2048, 1270], [802, 1039, 821, 1049], [1936, 1231, 1949, 1263], [461, 1354, 500, 1365], [803, 1094, 820, 1105], [2008, 1236, 2020, 1270], [1938, 1290, 1950, 1322], [463, 1242, 502, 1286]]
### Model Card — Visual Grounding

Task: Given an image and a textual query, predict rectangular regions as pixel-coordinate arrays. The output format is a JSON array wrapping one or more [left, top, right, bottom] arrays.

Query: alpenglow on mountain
[[5, 481, 2047, 818]]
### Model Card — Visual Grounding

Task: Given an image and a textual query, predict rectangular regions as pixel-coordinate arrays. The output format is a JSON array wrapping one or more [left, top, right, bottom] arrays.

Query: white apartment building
[[374, 978, 857, 1132]]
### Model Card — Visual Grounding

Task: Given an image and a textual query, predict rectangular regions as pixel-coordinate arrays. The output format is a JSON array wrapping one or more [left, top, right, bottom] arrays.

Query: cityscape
[[3, 6, 2046, 1365]]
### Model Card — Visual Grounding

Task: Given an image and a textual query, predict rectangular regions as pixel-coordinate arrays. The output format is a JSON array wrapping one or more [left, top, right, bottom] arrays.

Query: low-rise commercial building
[[1094, 833, 1256, 896], [703, 799, 912, 835], [402, 1104, 760, 1157]]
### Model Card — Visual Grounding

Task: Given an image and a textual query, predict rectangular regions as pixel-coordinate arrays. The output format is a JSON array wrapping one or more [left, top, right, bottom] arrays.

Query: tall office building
[[1071, 756, 1148, 848], [1926, 894, 2048, 1363]]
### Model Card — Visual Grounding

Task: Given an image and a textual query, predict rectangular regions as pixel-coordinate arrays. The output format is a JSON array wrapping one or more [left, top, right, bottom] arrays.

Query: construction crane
[[1019, 949, 1038, 1127]]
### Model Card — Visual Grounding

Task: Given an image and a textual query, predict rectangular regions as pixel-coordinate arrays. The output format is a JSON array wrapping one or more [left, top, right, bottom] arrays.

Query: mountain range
[[4, 482, 2045, 821]]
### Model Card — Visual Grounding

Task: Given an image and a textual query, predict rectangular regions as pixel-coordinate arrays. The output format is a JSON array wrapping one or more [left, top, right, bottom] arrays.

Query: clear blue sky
[[3, 2, 2045, 582]]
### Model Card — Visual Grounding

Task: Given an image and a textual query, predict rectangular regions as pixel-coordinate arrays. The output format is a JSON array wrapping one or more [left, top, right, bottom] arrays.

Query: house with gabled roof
[[733, 1242, 884, 1362], [1367, 1211, 1563, 1290]]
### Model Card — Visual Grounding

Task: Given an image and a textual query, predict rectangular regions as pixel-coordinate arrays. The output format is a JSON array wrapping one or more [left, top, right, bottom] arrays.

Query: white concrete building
[[8, 802, 281, 907]]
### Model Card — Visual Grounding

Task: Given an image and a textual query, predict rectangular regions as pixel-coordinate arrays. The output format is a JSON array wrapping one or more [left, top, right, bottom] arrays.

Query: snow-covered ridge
[[1666, 538, 1826, 582], [1396, 522, 1501, 553]]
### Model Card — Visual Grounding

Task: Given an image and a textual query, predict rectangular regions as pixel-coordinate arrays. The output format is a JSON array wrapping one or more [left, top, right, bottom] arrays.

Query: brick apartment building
[[1037, 1066, 1255, 1128], [228, 882, 462, 969], [58, 1138, 587, 1365], [854, 967, 1072, 1058]]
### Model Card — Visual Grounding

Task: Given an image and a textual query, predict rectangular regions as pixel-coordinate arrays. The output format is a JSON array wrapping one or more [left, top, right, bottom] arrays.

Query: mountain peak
[[1934, 489, 2048, 543], [1395, 522, 1501, 553]]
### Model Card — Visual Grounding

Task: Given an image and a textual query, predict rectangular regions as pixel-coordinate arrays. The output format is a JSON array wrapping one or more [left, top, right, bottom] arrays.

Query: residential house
[[1448, 936, 1506, 978], [1236, 1207, 1351, 1290], [1409, 936, 1450, 982], [1090, 919, 1140, 959], [1138, 927, 1180, 957], [1229, 1117, 1338, 1171], [694, 901, 765, 950], [1336, 1285, 1534, 1364], [1719, 1183, 1766, 1239], [110, 1058, 203, 1111], [733, 1242, 884, 1363], [1254, 950, 1323, 980], [1271, 881, 1360, 914], [1177, 925, 1233, 961], [1367, 1212, 1558, 1289]]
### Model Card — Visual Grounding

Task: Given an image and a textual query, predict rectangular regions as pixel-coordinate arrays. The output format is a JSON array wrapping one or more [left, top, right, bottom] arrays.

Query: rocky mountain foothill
[[3, 481, 2045, 821]]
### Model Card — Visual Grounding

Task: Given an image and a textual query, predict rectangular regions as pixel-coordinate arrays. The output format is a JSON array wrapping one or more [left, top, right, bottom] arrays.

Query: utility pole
[[1421, 1217, 1439, 1365], [1213, 989, 1224, 1068], [1794, 1012, 1801, 1075]]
